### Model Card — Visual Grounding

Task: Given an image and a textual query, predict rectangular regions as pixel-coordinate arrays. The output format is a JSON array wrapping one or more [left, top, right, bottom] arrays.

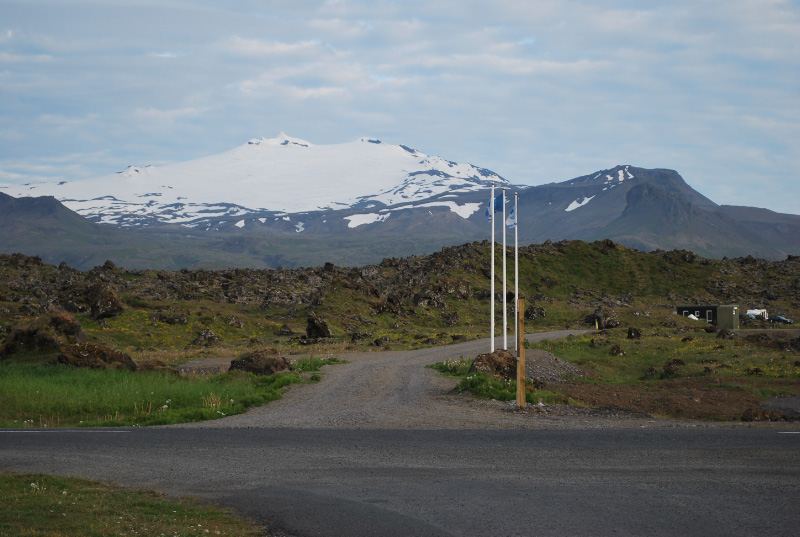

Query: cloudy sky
[[1, 0, 798, 214]]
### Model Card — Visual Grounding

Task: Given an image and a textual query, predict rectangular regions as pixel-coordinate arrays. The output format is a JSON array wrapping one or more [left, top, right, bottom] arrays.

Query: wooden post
[[516, 298, 526, 408]]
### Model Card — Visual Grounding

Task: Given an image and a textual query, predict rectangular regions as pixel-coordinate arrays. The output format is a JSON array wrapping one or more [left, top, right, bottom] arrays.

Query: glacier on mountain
[[1, 133, 507, 228]]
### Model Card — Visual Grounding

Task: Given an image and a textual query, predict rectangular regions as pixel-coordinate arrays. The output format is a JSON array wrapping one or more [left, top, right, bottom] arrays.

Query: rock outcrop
[[87, 283, 125, 320], [469, 349, 517, 381], [306, 312, 332, 339], [229, 348, 290, 376], [0, 311, 88, 358], [58, 342, 136, 371]]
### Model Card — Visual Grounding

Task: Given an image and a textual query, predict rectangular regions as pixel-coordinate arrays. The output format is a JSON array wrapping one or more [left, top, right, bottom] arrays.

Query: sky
[[1, 0, 798, 214]]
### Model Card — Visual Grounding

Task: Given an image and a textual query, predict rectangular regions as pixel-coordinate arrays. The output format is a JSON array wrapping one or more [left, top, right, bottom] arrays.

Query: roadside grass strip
[[0, 472, 264, 537], [0, 363, 302, 427]]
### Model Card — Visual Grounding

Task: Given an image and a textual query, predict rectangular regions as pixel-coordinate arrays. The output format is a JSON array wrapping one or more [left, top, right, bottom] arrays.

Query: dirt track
[[177, 331, 772, 430]]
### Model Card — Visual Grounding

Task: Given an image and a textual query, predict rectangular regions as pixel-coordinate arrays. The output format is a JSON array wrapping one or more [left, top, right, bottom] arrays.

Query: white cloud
[[285, 86, 349, 99], [135, 107, 207, 121], [148, 51, 186, 59], [219, 36, 326, 56], [0, 51, 52, 63]]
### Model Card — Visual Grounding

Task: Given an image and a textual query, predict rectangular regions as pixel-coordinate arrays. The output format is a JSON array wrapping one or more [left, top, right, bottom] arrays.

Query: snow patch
[[565, 196, 595, 212], [235, 219, 245, 228], [344, 212, 391, 228], [295, 221, 305, 232], [386, 201, 481, 219]]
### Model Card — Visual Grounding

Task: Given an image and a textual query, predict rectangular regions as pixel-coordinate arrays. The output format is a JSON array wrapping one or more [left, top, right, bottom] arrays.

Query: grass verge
[[0, 363, 303, 427], [0, 472, 265, 537]]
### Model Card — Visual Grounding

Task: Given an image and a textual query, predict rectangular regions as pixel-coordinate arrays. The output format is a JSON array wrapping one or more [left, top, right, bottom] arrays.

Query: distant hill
[[1, 137, 798, 269]]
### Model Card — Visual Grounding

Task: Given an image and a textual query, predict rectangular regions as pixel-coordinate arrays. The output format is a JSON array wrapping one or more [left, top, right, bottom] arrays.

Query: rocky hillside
[[1, 241, 798, 361]]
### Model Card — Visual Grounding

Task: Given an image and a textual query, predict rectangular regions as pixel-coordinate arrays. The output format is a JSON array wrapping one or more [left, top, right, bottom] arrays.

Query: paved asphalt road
[[2, 427, 799, 536]]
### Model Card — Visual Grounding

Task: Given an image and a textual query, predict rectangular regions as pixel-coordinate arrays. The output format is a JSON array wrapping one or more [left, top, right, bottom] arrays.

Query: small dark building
[[676, 305, 739, 330]]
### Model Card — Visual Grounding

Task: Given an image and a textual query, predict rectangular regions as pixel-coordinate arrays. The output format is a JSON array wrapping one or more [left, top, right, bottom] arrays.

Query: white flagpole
[[502, 187, 507, 351], [490, 182, 495, 353], [514, 192, 519, 352]]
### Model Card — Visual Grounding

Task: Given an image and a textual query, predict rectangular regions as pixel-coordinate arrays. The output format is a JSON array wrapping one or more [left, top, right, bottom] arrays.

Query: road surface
[[2, 333, 799, 536]]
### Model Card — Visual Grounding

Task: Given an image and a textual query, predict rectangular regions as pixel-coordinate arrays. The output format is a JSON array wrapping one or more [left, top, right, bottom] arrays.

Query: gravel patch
[[524, 349, 587, 383]]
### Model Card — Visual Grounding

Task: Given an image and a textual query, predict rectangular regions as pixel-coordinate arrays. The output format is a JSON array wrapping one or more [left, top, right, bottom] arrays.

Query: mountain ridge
[[1, 138, 798, 269]]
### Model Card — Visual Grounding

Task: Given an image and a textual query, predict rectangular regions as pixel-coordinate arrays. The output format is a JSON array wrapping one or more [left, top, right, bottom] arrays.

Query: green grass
[[429, 360, 542, 403], [431, 324, 800, 413], [455, 371, 526, 401], [0, 363, 302, 427], [0, 472, 264, 537], [528, 329, 800, 384]]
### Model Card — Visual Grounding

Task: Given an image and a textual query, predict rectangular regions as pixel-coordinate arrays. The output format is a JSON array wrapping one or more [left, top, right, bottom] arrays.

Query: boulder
[[586, 306, 620, 329], [374, 294, 403, 315], [58, 342, 136, 371], [151, 312, 188, 325], [627, 327, 642, 339], [441, 312, 461, 326], [716, 328, 738, 340], [0, 312, 88, 358], [229, 348, 290, 376], [524, 305, 547, 321], [306, 312, 332, 339], [372, 335, 390, 347], [608, 344, 626, 356], [277, 324, 294, 336], [88, 283, 125, 320], [350, 331, 372, 343], [469, 349, 517, 381], [192, 329, 221, 346]]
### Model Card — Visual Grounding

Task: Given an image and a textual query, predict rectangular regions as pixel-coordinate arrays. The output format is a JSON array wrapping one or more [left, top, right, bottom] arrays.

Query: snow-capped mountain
[[3, 137, 799, 269], [1, 134, 507, 229]]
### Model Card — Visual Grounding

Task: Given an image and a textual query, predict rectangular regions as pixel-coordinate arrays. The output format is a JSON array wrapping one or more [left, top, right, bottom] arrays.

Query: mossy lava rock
[[229, 348, 290, 376], [58, 342, 136, 371]]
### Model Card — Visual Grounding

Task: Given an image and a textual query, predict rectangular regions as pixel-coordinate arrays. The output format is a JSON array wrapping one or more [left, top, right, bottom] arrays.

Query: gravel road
[[179, 331, 591, 430], [177, 331, 749, 430]]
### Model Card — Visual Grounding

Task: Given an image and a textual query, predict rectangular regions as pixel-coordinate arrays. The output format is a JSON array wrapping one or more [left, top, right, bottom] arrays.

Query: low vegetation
[[432, 322, 799, 420], [0, 364, 305, 427], [0, 472, 264, 537], [1, 240, 798, 424], [530, 329, 800, 383]]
